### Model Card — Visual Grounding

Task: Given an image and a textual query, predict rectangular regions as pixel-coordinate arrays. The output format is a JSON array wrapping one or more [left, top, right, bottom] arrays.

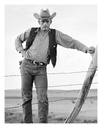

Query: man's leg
[[35, 67, 48, 123], [21, 67, 33, 123]]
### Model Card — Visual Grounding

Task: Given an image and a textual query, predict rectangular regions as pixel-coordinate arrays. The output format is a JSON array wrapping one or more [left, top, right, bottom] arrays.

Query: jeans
[[20, 59, 48, 123]]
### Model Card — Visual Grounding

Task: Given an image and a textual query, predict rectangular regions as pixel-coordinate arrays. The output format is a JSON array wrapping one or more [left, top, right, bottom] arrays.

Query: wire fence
[[5, 69, 98, 110], [4, 69, 98, 77], [5, 83, 98, 110], [5, 95, 97, 110]]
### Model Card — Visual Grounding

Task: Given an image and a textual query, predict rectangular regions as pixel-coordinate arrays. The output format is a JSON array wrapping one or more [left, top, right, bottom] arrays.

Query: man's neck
[[39, 29, 50, 35], [41, 29, 49, 33], [37, 28, 49, 38]]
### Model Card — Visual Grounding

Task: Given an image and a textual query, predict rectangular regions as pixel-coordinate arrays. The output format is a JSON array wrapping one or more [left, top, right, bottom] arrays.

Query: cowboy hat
[[33, 9, 56, 19]]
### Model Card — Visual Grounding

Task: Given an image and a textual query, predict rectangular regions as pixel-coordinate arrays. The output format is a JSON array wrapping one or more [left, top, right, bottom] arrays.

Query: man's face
[[39, 18, 52, 31]]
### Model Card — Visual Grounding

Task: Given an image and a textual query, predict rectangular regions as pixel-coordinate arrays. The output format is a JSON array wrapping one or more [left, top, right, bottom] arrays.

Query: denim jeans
[[20, 59, 48, 123]]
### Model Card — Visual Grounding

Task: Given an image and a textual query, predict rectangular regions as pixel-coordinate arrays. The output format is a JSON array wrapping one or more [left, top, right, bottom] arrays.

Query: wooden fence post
[[64, 46, 97, 123]]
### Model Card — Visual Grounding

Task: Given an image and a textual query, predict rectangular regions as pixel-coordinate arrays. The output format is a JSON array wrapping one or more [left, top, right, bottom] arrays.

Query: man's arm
[[56, 30, 95, 54], [15, 28, 31, 53]]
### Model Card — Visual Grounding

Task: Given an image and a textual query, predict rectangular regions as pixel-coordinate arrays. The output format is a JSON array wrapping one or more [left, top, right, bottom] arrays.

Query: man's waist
[[25, 50, 49, 64], [25, 59, 47, 66], [19, 59, 47, 66]]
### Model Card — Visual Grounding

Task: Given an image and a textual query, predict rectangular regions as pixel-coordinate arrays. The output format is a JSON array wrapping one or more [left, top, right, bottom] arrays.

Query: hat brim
[[33, 12, 56, 19]]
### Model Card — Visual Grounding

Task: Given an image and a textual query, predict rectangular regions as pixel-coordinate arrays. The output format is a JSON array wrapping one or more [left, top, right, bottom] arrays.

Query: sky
[[4, 4, 97, 90]]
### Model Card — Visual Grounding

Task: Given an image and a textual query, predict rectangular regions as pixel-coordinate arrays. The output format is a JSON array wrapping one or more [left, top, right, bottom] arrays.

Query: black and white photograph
[[4, 4, 98, 125]]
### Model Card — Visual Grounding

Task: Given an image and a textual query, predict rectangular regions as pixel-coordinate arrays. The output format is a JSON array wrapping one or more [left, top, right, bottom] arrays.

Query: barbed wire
[[4, 69, 98, 77], [5, 82, 97, 91], [5, 69, 98, 110], [5, 83, 98, 110], [5, 95, 97, 110], [30, 82, 98, 88]]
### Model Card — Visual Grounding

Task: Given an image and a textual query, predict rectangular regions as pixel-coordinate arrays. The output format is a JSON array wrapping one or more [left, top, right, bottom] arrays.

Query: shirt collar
[[35, 27, 51, 33]]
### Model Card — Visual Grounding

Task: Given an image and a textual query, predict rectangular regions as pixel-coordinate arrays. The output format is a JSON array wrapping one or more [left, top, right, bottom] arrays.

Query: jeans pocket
[[20, 63, 27, 74]]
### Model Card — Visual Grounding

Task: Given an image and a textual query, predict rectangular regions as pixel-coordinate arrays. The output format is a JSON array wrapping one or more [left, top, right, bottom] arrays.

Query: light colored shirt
[[15, 28, 88, 64]]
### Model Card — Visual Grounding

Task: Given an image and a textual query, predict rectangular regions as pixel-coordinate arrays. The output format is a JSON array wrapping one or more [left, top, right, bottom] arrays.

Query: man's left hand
[[87, 46, 95, 54]]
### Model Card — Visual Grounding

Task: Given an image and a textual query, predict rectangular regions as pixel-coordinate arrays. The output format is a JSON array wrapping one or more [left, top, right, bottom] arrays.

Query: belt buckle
[[32, 60, 44, 66]]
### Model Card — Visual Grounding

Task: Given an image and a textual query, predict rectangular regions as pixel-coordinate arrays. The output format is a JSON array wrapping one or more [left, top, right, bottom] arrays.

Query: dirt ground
[[5, 89, 97, 123]]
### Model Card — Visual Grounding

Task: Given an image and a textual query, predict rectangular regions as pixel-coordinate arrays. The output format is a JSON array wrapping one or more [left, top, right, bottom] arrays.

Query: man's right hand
[[21, 50, 26, 57]]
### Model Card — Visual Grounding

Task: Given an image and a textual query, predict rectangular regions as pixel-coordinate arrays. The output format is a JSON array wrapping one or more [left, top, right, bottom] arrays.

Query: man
[[15, 9, 95, 123]]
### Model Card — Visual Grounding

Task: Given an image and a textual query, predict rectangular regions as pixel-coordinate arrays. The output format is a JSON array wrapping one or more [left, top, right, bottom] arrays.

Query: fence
[[5, 69, 98, 110]]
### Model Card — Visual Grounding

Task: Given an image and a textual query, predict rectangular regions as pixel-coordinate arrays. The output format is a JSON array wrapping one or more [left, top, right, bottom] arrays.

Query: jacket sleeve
[[15, 28, 31, 53], [55, 30, 89, 53]]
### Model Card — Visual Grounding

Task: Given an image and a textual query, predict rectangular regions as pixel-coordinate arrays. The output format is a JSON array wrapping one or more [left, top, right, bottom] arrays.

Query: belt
[[28, 59, 46, 66]]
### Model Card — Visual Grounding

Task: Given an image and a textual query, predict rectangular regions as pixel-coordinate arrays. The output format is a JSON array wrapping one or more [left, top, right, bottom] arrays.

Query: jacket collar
[[35, 27, 51, 33]]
